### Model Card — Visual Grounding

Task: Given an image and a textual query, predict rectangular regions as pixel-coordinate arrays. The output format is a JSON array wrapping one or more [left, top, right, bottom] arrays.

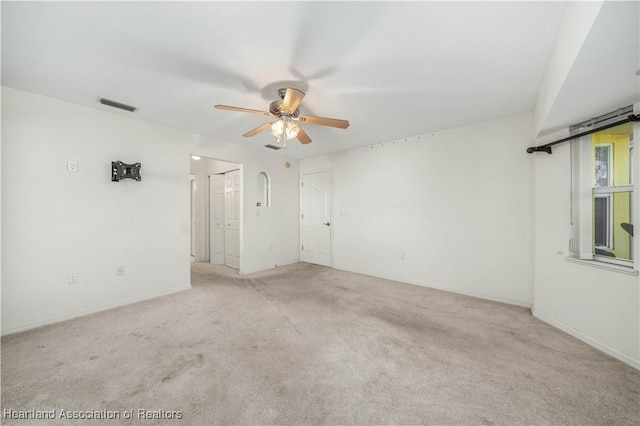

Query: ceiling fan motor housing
[[269, 100, 300, 118]]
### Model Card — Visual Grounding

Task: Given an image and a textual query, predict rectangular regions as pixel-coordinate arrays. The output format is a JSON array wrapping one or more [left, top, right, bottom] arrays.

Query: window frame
[[593, 193, 613, 250], [569, 106, 637, 272]]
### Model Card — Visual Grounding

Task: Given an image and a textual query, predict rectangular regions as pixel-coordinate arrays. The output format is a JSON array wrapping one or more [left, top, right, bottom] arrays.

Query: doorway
[[209, 170, 241, 269], [301, 170, 332, 266], [190, 156, 242, 272]]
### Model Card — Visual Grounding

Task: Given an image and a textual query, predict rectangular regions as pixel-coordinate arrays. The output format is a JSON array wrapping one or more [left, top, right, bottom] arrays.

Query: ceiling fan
[[215, 88, 349, 147]]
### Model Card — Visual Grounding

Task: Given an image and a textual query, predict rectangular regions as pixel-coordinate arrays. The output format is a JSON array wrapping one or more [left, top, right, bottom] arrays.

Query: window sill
[[565, 257, 638, 276]]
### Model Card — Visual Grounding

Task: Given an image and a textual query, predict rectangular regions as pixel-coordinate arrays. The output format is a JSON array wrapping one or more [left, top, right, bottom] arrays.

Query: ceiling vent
[[98, 98, 137, 112], [264, 144, 282, 150]]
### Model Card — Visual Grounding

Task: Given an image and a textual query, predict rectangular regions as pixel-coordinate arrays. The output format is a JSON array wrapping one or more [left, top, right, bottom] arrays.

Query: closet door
[[224, 170, 241, 269], [209, 174, 225, 264]]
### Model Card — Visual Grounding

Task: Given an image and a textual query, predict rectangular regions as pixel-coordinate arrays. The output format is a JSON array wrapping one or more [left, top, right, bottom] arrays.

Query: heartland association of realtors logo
[[3, 408, 183, 420]]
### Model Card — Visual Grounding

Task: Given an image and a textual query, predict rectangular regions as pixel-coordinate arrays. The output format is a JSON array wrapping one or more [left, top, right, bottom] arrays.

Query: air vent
[[98, 98, 137, 112], [264, 144, 281, 150]]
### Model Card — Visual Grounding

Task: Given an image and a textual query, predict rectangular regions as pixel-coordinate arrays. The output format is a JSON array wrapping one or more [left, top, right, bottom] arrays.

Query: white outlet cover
[[67, 161, 78, 172]]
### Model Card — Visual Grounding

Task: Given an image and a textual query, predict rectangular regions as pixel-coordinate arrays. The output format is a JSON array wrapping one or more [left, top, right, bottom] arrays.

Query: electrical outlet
[[68, 272, 79, 284], [116, 266, 125, 276], [67, 161, 78, 172]]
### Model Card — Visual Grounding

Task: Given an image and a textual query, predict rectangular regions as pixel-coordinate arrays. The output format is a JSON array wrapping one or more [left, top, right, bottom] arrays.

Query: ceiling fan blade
[[243, 122, 274, 137], [282, 88, 305, 113], [215, 105, 271, 116], [298, 114, 350, 129], [297, 127, 312, 144]]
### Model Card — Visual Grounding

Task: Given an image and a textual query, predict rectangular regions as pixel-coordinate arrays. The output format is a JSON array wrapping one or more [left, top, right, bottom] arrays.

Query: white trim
[[190, 174, 198, 261], [241, 258, 301, 276], [592, 185, 633, 194], [238, 165, 245, 274], [565, 256, 638, 275], [593, 255, 633, 268], [533, 309, 640, 371], [1, 284, 192, 336], [331, 264, 532, 308], [632, 118, 639, 270]]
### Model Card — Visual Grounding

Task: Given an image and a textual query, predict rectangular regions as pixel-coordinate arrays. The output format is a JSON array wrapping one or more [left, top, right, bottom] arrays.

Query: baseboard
[[1, 284, 192, 336], [333, 265, 532, 308], [242, 259, 300, 275], [533, 309, 640, 371]]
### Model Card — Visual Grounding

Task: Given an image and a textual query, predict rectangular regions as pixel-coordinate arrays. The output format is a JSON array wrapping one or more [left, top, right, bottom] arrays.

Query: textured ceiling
[[2, 1, 616, 159]]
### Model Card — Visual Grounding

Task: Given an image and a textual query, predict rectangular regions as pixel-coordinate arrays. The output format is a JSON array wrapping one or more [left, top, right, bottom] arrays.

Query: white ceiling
[[1, 1, 636, 159], [539, 1, 639, 136]]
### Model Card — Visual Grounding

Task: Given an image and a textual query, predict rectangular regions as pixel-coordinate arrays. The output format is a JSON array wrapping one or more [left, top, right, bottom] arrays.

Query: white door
[[190, 175, 197, 263], [209, 174, 225, 265], [301, 171, 332, 266], [224, 170, 241, 269]]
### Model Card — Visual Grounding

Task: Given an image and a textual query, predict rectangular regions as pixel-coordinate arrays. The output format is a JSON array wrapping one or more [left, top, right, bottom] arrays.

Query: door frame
[[190, 174, 197, 263], [300, 168, 333, 267]]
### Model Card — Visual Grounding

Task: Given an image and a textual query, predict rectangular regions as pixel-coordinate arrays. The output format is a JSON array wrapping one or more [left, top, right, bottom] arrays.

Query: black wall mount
[[111, 161, 141, 182]]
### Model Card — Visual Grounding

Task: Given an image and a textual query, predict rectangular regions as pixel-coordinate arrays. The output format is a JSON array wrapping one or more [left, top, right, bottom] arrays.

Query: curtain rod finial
[[526, 146, 552, 154]]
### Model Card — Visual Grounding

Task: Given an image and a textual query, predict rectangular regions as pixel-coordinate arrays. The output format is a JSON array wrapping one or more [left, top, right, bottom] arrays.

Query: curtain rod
[[526, 113, 640, 154]]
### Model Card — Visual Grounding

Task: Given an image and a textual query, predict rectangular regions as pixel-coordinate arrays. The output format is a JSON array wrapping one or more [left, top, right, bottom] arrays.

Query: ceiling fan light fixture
[[270, 119, 300, 140], [287, 123, 300, 139]]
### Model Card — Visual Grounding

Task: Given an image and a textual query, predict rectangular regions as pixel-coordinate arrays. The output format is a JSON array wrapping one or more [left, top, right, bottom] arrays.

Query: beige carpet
[[2, 262, 639, 425]]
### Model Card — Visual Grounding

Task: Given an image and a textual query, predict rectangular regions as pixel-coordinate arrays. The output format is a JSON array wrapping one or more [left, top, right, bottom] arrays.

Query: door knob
[[323, 222, 331, 226]]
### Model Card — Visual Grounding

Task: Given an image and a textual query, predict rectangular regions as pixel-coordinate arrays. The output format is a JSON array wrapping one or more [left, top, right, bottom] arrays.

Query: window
[[593, 194, 612, 249], [570, 107, 636, 269], [593, 143, 614, 250]]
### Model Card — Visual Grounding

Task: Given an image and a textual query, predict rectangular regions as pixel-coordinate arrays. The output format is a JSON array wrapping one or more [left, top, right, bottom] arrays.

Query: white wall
[[1, 87, 300, 334], [533, 1, 602, 136], [532, 140, 639, 370], [531, 0, 639, 370], [302, 113, 534, 306]]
